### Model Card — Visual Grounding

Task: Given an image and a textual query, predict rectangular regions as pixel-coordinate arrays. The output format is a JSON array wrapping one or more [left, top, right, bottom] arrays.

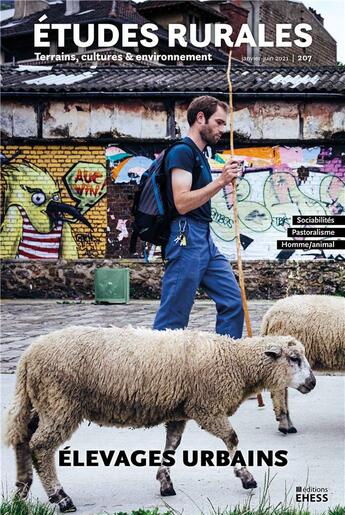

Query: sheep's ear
[[265, 346, 282, 359]]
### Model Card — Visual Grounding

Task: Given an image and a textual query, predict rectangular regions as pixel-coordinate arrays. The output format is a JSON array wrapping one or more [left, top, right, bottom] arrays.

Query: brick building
[[258, 1, 337, 66], [207, 0, 337, 66], [136, 0, 249, 61]]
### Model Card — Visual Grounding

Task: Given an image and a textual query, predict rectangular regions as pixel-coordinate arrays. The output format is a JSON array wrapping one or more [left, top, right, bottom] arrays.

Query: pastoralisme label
[[287, 228, 345, 237]]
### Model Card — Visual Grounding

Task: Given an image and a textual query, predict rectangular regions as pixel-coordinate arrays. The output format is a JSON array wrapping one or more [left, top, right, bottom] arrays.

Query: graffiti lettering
[[210, 146, 345, 260], [75, 232, 101, 258], [211, 207, 233, 229], [73, 184, 103, 197], [74, 170, 104, 184], [63, 161, 107, 214], [274, 216, 290, 227]]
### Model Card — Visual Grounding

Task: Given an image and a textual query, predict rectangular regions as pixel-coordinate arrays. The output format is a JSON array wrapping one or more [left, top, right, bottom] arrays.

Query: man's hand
[[217, 160, 242, 187]]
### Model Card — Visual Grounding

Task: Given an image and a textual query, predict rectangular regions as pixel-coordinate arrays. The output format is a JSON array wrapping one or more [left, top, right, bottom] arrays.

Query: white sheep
[[261, 295, 345, 434], [5, 326, 316, 512]]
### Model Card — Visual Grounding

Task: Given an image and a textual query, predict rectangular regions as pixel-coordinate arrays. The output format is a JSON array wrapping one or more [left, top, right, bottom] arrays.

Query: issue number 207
[[297, 55, 312, 62]]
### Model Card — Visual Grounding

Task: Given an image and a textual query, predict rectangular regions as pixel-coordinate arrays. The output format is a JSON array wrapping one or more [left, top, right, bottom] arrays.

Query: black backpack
[[132, 140, 200, 247]]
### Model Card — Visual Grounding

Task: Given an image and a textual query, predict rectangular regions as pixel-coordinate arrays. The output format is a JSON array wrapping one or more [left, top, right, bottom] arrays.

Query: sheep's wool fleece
[[12, 327, 298, 431], [261, 295, 345, 370]]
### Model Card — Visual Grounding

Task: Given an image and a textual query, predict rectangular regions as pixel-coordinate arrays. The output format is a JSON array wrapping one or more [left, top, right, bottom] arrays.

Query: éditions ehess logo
[[296, 486, 329, 502]]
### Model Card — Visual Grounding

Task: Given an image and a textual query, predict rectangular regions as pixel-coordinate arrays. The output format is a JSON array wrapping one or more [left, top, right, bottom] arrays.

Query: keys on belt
[[174, 220, 187, 247]]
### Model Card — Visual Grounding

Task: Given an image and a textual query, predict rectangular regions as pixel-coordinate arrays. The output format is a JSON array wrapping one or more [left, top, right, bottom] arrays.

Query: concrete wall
[[175, 100, 345, 141], [1, 100, 168, 140], [2, 99, 344, 142], [1, 96, 344, 300]]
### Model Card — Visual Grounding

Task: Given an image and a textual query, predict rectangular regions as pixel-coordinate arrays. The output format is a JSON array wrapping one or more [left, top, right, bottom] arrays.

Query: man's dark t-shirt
[[165, 137, 213, 223]]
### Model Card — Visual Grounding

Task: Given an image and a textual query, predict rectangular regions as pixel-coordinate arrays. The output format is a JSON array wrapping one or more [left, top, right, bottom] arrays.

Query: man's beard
[[199, 125, 219, 146]]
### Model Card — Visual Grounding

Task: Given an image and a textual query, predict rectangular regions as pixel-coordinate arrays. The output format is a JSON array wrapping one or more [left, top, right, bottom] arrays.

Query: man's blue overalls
[[153, 138, 244, 339]]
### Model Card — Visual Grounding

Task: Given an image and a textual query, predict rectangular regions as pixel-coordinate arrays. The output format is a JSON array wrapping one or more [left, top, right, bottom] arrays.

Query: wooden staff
[[226, 50, 265, 408]]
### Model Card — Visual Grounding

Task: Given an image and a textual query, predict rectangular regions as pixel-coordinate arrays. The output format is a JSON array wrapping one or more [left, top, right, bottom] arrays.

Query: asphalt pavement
[[1, 300, 344, 514]]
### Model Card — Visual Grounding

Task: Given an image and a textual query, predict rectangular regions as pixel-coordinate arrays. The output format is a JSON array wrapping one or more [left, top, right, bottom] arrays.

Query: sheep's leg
[[271, 389, 289, 433], [271, 388, 296, 434], [157, 420, 186, 497], [31, 446, 76, 512], [195, 414, 257, 490], [15, 442, 33, 498], [15, 413, 39, 499], [284, 389, 296, 433], [30, 418, 78, 513]]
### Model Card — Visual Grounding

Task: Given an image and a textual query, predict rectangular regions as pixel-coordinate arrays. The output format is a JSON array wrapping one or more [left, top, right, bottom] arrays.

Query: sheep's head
[[264, 337, 316, 394]]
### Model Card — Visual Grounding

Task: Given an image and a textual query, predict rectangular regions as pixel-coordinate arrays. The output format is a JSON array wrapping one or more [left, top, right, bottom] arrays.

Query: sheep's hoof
[[59, 499, 77, 513], [15, 480, 32, 499], [161, 486, 176, 496], [242, 479, 257, 490], [49, 489, 76, 513], [287, 426, 297, 433], [278, 427, 288, 434]]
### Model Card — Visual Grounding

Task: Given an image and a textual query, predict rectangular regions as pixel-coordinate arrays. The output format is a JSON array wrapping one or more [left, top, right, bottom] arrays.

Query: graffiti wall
[[0, 145, 106, 259], [110, 144, 345, 261], [211, 146, 345, 260], [106, 145, 153, 184], [1, 144, 344, 261]]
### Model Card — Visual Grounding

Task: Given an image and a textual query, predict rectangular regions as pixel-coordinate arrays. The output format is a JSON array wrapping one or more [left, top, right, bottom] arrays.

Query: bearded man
[[153, 95, 244, 339]]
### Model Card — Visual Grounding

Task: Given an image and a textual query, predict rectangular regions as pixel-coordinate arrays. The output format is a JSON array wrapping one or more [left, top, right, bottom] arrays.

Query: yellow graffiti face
[[3, 163, 61, 233]]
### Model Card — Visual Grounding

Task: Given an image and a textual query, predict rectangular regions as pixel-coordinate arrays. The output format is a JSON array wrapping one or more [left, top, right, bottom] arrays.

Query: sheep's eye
[[290, 356, 301, 365], [31, 192, 46, 206], [52, 194, 60, 202]]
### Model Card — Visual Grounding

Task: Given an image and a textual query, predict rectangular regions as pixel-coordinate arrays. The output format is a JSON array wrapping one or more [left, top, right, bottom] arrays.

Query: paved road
[[1, 374, 344, 514], [1, 300, 344, 514], [1, 300, 273, 373]]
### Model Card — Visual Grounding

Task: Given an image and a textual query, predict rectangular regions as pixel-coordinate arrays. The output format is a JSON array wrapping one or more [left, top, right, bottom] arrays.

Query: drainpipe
[[64, 0, 80, 16], [251, 1, 260, 60], [13, 0, 48, 19]]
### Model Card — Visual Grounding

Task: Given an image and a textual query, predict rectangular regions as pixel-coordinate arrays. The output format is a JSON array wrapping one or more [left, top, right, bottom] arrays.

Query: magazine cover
[[1, 1, 344, 514]]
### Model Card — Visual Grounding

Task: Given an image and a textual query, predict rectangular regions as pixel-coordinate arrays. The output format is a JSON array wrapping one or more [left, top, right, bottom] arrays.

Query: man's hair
[[187, 96, 228, 126]]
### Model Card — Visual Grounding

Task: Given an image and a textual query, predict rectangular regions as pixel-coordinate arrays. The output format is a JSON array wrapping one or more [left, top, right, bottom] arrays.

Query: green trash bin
[[94, 268, 129, 304]]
